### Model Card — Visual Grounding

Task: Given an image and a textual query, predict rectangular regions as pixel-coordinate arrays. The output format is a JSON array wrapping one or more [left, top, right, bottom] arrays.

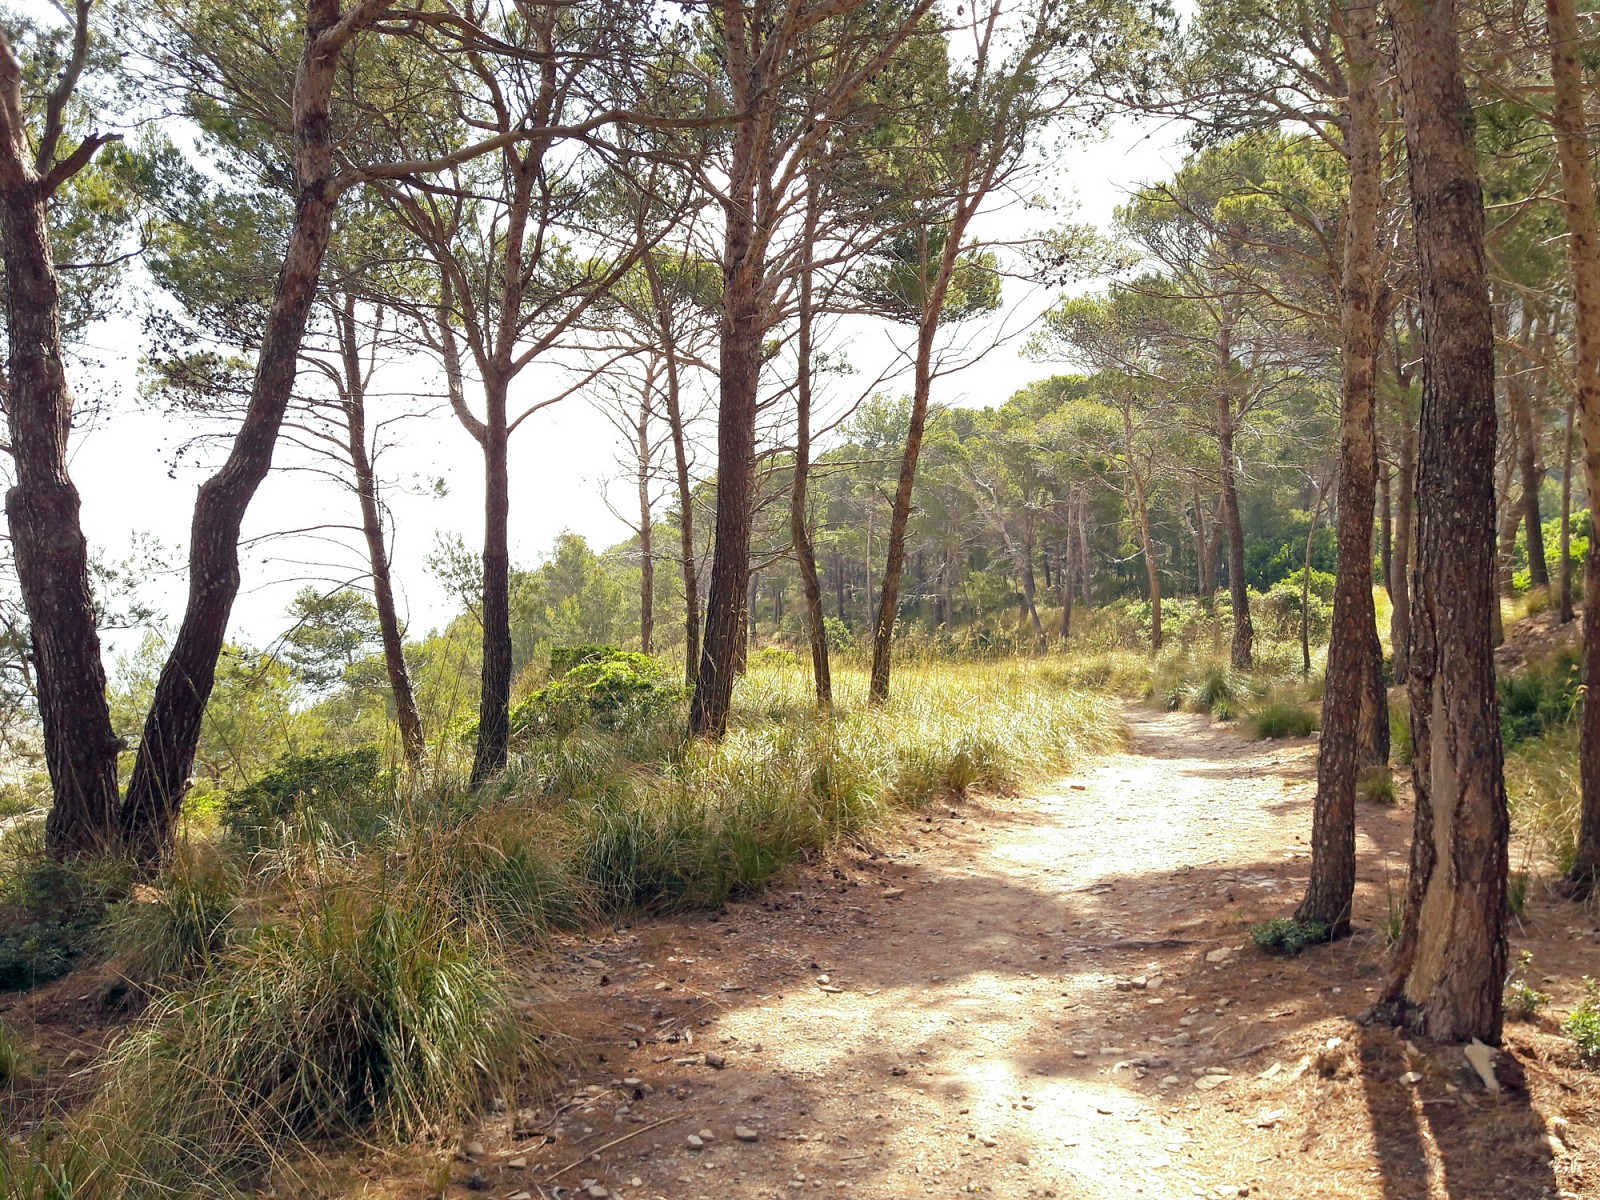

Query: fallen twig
[[543, 1116, 680, 1182]]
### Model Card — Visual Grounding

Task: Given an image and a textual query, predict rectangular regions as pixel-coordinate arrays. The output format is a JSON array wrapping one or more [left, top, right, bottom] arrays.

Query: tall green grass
[[8, 659, 1115, 1198]]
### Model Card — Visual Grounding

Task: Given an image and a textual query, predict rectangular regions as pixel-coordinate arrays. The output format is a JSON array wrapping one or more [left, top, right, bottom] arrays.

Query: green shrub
[[1505, 951, 1548, 1021], [753, 647, 798, 669], [1498, 650, 1581, 749], [0, 834, 129, 991], [100, 838, 243, 982], [512, 649, 681, 737], [1563, 976, 1600, 1064], [1251, 700, 1318, 740], [1251, 917, 1332, 956], [223, 746, 383, 845], [1506, 726, 1581, 874]]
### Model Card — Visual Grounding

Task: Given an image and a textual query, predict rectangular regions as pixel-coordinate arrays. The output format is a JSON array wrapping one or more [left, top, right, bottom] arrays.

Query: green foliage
[[1563, 977, 1600, 1065], [1505, 725, 1580, 875], [1251, 917, 1331, 956], [1250, 699, 1317, 740], [513, 648, 681, 737], [1505, 952, 1549, 1021], [282, 587, 385, 693], [222, 746, 383, 845], [0, 834, 129, 991], [1498, 650, 1581, 749]]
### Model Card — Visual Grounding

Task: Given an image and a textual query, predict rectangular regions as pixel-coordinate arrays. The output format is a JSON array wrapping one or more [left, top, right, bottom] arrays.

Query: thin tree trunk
[[1510, 313, 1549, 588], [1547, 0, 1600, 887], [1379, 451, 1394, 594], [470, 375, 512, 787], [337, 297, 424, 769], [1299, 1, 1384, 933], [1391, 414, 1417, 677], [791, 177, 831, 706], [1560, 395, 1576, 623], [644, 253, 700, 690], [122, 3, 363, 861], [637, 384, 654, 655], [1301, 471, 1333, 681], [1377, 0, 1508, 1044], [1060, 530, 1074, 640], [1216, 339, 1254, 667], [0, 74, 123, 855]]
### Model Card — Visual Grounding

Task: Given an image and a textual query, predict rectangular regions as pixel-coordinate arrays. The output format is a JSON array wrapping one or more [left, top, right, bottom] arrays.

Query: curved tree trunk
[[337, 298, 425, 769], [122, 2, 362, 862], [0, 27, 124, 857], [1378, 0, 1508, 1044]]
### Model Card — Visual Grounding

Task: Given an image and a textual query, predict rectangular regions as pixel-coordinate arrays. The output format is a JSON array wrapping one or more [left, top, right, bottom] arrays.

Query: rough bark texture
[[1546, 0, 1600, 889], [0, 22, 124, 856], [1391, 414, 1417, 678], [1379, 0, 1508, 1044], [337, 297, 425, 768], [1299, 0, 1384, 934], [122, 0, 373, 861]]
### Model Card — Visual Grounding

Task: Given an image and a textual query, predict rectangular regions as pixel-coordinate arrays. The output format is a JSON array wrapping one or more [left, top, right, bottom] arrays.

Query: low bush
[[223, 745, 384, 847], [1499, 651, 1581, 750], [0, 833, 130, 991], [1505, 951, 1549, 1021], [1505, 726, 1581, 875], [511, 647, 681, 738], [1251, 917, 1332, 956], [1251, 700, 1317, 740], [1563, 977, 1600, 1065]]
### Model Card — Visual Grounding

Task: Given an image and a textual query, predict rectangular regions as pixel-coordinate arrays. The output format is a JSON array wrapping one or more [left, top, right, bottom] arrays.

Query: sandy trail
[[438, 705, 1593, 1200]]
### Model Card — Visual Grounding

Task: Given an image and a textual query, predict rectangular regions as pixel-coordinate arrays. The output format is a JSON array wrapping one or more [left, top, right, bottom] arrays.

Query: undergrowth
[[0, 659, 1115, 1197]]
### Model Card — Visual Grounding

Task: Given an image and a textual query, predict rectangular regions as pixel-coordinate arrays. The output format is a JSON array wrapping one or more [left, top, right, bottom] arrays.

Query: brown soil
[[414, 706, 1600, 1200]]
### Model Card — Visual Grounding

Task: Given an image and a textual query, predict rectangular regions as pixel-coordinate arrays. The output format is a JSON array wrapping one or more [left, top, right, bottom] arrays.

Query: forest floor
[[394, 705, 1600, 1200]]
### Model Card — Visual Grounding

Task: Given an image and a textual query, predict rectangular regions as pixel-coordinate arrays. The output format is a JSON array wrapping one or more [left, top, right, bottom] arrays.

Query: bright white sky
[[31, 5, 1187, 662]]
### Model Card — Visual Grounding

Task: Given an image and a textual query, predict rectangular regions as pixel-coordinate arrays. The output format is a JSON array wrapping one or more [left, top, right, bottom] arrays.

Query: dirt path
[[428, 705, 1599, 1200]]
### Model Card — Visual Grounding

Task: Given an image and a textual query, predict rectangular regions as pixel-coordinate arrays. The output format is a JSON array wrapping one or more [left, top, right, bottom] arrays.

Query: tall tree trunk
[[791, 179, 831, 706], [1547, 0, 1600, 888], [470, 375, 512, 787], [1560, 395, 1576, 624], [1391, 414, 1417, 677], [1510, 314, 1549, 588], [122, 3, 365, 861], [0, 40, 123, 855], [636, 383, 654, 655], [1216, 342, 1254, 667], [1060, 530, 1074, 640], [337, 297, 424, 769], [1299, 2, 1384, 933], [645, 253, 700, 690], [1379, 452, 1394, 594], [1378, 0, 1507, 1044]]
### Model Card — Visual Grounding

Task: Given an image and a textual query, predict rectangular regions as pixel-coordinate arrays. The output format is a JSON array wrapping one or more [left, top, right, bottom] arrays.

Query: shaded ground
[[412, 706, 1600, 1200]]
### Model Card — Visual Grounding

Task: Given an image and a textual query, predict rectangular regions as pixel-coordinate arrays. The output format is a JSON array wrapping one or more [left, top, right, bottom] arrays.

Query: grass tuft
[[1250, 700, 1317, 740]]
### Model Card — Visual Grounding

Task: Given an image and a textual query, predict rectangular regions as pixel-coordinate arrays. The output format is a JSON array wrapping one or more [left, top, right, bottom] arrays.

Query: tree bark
[[1509, 313, 1549, 588], [791, 177, 831, 706], [1391, 411, 1417, 678], [1378, 0, 1508, 1044], [1216, 325, 1254, 668], [0, 25, 123, 856], [336, 296, 424, 769], [637, 382, 655, 655], [122, 1, 374, 862], [1299, 0, 1384, 934], [470, 374, 512, 787], [1560, 395, 1575, 624], [1546, 0, 1600, 887]]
